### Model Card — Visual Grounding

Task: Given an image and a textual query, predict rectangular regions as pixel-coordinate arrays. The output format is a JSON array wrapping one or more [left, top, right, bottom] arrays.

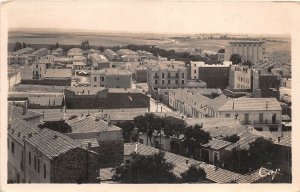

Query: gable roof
[[219, 98, 282, 111], [26, 128, 82, 159], [67, 116, 121, 134], [202, 139, 233, 150]]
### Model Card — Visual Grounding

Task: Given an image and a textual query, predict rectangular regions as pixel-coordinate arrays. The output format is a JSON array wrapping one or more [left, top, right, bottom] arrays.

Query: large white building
[[228, 65, 251, 90], [225, 41, 265, 65]]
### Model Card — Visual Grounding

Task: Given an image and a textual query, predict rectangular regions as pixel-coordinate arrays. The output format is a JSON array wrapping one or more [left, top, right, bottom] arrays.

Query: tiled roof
[[45, 69, 72, 78], [67, 116, 121, 134], [202, 139, 233, 150], [26, 128, 82, 159], [8, 105, 42, 121], [219, 98, 282, 111], [273, 135, 291, 147], [162, 88, 222, 96], [8, 118, 40, 144], [124, 143, 243, 183], [73, 61, 86, 66], [32, 48, 49, 56]]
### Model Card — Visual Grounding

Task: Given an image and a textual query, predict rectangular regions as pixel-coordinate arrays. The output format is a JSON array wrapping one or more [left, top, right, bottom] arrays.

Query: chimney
[[278, 137, 281, 143], [88, 90, 90, 95], [232, 102, 235, 109], [107, 115, 111, 126], [22, 100, 28, 115], [87, 142, 92, 150]]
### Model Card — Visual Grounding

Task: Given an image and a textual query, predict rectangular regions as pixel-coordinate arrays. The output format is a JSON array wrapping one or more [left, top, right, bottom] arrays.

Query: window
[[29, 152, 31, 165], [94, 77, 97, 82], [175, 73, 179, 77], [194, 64, 196, 67], [259, 113, 263, 124], [194, 76, 196, 79], [270, 127, 278, 132], [194, 69, 196, 74], [175, 80, 178, 84], [162, 80, 165, 85], [182, 73, 184, 78], [34, 155, 37, 170], [168, 73, 170, 78], [32, 71, 34, 76], [139, 139, 143, 144], [101, 76, 105, 81], [11, 142, 14, 154], [155, 80, 158, 85], [35, 71, 38, 76], [168, 80, 170, 84], [182, 80, 185, 84], [244, 114, 249, 124], [44, 163, 46, 179], [36, 65, 38, 68], [225, 114, 230, 118], [162, 73, 165, 78], [38, 159, 40, 173]]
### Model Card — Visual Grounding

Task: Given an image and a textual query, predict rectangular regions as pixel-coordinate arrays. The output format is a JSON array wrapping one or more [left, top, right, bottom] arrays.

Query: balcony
[[252, 120, 281, 125]]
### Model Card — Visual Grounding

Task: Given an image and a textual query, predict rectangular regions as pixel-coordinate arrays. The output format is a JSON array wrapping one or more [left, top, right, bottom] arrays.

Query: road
[[149, 98, 173, 112]]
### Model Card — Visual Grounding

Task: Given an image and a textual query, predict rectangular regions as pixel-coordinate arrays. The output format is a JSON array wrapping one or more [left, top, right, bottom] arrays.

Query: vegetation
[[112, 152, 178, 183], [182, 124, 211, 158], [180, 164, 207, 183], [223, 137, 278, 174], [115, 121, 135, 143], [223, 134, 240, 143], [230, 54, 242, 64]]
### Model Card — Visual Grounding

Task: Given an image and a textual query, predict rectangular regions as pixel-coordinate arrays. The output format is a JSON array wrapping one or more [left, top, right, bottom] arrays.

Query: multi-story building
[[90, 68, 132, 88], [147, 62, 187, 90], [190, 61, 205, 80], [225, 41, 265, 65], [218, 98, 282, 131], [7, 118, 100, 183], [228, 65, 251, 90]]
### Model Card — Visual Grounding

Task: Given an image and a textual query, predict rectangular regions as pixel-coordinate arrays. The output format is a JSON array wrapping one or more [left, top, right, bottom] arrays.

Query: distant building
[[64, 87, 150, 109], [7, 118, 100, 183], [225, 41, 265, 65], [228, 65, 251, 90], [67, 48, 84, 58], [117, 49, 140, 62], [147, 61, 187, 90], [8, 48, 36, 65], [217, 49, 225, 62], [135, 66, 148, 83], [218, 98, 282, 131], [103, 49, 119, 61], [190, 61, 205, 80], [90, 68, 132, 88], [252, 70, 280, 99]]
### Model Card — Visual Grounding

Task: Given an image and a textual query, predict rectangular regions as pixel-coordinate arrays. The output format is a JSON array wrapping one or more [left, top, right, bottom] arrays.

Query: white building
[[218, 98, 282, 131], [228, 65, 251, 90]]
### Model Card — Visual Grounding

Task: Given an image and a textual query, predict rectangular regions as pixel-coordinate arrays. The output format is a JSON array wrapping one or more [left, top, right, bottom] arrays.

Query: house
[[117, 49, 139, 62], [90, 68, 132, 88], [103, 49, 120, 61], [63, 87, 150, 109], [147, 61, 187, 90], [65, 116, 124, 168], [67, 48, 84, 58], [7, 118, 100, 183], [218, 98, 282, 131]]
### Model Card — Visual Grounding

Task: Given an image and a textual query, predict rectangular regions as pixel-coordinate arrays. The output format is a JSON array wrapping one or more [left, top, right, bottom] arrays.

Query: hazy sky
[[4, 1, 297, 35]]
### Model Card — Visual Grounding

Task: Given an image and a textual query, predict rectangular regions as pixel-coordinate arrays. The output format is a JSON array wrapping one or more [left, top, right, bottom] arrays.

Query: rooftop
[[202, 139, 233, 150], [45, 69, 72, 78], [67, 116, 121, 134], [90, 68, 131, 76], [117, 49, 138, 56], [186, 117, 241, 129], [15, 47, 35, 55], [219, 98, 282, 111], [8, 105, 42, 121]]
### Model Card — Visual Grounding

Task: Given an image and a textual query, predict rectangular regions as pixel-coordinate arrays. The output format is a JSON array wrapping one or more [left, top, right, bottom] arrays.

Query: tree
[[230, 54, 242, 64], [223, 134, 240, 143], [133, 113, 164, 146], [180, 164, 207, 183], [248, 137, 277, 169], [112, 152, 178, 183], [243, 60, 252, 68], [115, 121, 135, 143], [56, 42, 59, 48], [223, 148, 251, 174], [22, 42, 26, 48], [182, 124, 211, 158], [13, 42, 22, 52]]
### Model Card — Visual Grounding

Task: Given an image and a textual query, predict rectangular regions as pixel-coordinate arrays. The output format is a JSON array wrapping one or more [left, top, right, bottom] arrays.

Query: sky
[[2, 1, 298, 35]]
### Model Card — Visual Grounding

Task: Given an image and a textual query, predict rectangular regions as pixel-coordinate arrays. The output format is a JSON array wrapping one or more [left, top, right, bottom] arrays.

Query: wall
[[198, 67, 229, 89], [21, 79, 71, 86], [51, 148, 100, 183]]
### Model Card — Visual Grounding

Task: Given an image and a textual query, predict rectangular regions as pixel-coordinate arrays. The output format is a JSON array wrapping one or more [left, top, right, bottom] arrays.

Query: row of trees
[[229, 53, 253, 67], [112, 151, 207, 183], [13, 42, 31, 52]]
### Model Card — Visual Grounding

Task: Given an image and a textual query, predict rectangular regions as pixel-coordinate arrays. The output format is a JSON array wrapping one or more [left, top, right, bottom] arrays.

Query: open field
[[8, 30, 291, 54]]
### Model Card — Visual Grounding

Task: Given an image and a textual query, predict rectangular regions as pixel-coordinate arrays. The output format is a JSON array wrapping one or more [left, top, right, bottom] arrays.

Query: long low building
[[63, 87, 150, 109]]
